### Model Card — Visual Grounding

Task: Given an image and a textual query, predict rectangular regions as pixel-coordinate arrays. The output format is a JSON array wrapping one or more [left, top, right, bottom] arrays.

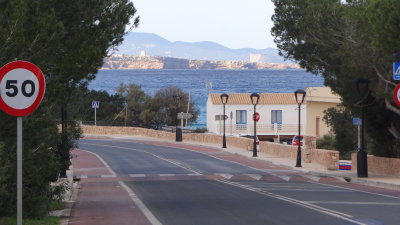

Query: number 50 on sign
[[0, 61, 46, 116]]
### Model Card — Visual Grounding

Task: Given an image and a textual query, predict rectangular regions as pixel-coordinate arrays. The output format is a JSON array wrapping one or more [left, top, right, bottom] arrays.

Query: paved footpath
[[68, 149, 152, 225]]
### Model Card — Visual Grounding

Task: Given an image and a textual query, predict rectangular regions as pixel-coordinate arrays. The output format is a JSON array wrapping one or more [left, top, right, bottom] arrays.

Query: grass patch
[[48, 200, 65, 211], [0, 216, 59, 225]]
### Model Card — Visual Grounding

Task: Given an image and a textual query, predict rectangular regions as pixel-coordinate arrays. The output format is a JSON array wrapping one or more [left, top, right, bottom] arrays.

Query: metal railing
[[217, 123, 303, 135]]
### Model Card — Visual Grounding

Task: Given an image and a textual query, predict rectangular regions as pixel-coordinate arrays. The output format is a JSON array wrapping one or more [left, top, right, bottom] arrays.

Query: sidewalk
[[66, 149, 153, 225], [93, 134, 400, 191]]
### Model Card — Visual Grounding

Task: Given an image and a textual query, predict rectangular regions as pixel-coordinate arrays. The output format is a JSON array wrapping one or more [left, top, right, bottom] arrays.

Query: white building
[[206, 87, 340, 140]]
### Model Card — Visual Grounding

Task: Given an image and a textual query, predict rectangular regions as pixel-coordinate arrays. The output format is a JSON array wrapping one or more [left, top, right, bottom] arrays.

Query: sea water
[[89, 69, 324, 126]]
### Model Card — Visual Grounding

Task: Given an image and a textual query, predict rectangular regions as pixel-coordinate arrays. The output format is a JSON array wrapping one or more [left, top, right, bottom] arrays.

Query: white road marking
[[119, 181, 162, 225], [272, 174, 291, 181], [159, 174, 175, 177], [218, 180, 367, 225], [215, 173, 233, 179], [187, 173, 202, 176], [101, 174, 117, 178], [309, 181, 400, 200], [130, 174, 146, 178], [246, 174, 262, 180], [306, 201, 400, 205], [77, 149, 117, 176], [76, 148, 162, 225], [303, 175, 321, 182], [80, 143, 203, 175], [257, 188, 351, 192]]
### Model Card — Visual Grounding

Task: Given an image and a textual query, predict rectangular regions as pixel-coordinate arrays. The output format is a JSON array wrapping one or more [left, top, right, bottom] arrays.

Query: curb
[[50, 164, 79, 225]]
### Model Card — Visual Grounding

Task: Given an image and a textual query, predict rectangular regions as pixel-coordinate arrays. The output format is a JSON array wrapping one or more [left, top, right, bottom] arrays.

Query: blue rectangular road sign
[[393, 62, 400, 80], [352, 117, 362, 126], [92, 101, 100, 109]]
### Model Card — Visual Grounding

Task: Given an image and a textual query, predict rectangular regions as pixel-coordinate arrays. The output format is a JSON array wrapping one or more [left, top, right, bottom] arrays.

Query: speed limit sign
[[394, 84, 400, 107], [0, 61, 46, 116]]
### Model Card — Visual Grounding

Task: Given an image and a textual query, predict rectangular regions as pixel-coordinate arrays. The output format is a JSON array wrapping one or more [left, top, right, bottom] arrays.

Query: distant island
[[102, 55, 301, 70]]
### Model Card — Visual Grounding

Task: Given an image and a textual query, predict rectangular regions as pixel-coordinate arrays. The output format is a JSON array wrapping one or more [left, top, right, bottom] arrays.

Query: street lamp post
[[123, 102, 128, 127], [294, 89, 306, 167], [220, 93, 229, 148], [250, 93, 260, 157], [173, 95, 182, 142], [356, 78, 370, 177]]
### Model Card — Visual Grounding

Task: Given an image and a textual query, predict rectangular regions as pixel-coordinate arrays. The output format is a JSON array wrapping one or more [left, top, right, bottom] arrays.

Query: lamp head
[[250, 93, 260, 105], [220, 93, 229, 104], [294, 89, 306, 104]]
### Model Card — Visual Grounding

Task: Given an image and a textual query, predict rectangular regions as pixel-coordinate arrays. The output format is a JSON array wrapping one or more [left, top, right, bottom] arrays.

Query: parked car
[[292, 135, 303, 146]]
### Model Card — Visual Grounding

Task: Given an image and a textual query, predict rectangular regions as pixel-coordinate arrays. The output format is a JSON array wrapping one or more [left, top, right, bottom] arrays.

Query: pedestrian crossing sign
[[393, 62, 400, 80], [92, 101, 100, 109]]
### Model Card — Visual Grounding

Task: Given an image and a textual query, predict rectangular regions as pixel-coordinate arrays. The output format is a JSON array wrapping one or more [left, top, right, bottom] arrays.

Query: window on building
[[271, 110, 282, 124], [236, 110, 247, 124]]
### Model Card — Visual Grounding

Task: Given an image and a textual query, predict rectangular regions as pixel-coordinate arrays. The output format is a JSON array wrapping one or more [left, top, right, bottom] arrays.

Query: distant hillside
[[102, 55, 300, 70], [114, 32, 290, 63]]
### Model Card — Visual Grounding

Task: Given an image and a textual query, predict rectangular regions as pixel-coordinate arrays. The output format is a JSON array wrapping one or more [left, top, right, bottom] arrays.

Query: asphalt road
[[78, 138, 400, 225]]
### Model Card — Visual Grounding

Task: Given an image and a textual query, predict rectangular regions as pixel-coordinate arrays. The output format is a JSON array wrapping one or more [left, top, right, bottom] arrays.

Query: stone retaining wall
[[352, 154, 400, 176], [81, 125, 338, 170], [258, 142, 339, 170]]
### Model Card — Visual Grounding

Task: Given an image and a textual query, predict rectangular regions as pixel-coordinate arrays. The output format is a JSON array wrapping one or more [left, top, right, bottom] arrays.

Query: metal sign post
[[95, 108, 97, 126], [17, 117, 22, 225], [0, 61, 46, 225]]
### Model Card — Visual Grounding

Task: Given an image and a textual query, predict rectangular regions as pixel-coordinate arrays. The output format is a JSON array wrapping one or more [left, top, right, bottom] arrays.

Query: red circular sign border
[[394, 84, 400, 107], [0, 61, 46, 117], [253, 112, 260, 122]]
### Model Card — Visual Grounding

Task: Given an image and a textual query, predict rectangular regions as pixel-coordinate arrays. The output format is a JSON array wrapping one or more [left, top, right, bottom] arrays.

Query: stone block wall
[[308, 148, 339, 170], [352, 153, 400, 176], [259, 142, 339, 170], [82, 125, 338, 170], [81, 125, 175, 140]]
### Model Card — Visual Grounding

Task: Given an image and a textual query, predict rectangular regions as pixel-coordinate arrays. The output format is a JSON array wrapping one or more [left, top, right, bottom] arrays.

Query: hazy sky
[[132, 0, 276, 49]]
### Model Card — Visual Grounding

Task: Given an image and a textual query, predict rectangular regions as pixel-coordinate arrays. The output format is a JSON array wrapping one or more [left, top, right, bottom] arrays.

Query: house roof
[[209, 93, 298, 105], [209, 87, 341, 105], [305, 87, 341, 103]]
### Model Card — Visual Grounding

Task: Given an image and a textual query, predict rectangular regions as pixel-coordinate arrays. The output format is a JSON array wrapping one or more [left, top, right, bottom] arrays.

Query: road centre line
[[80, 142, 203, 174], [306, 201, 400, 205], [263, 189, 350, 192], [217, 179, 367, 225]]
